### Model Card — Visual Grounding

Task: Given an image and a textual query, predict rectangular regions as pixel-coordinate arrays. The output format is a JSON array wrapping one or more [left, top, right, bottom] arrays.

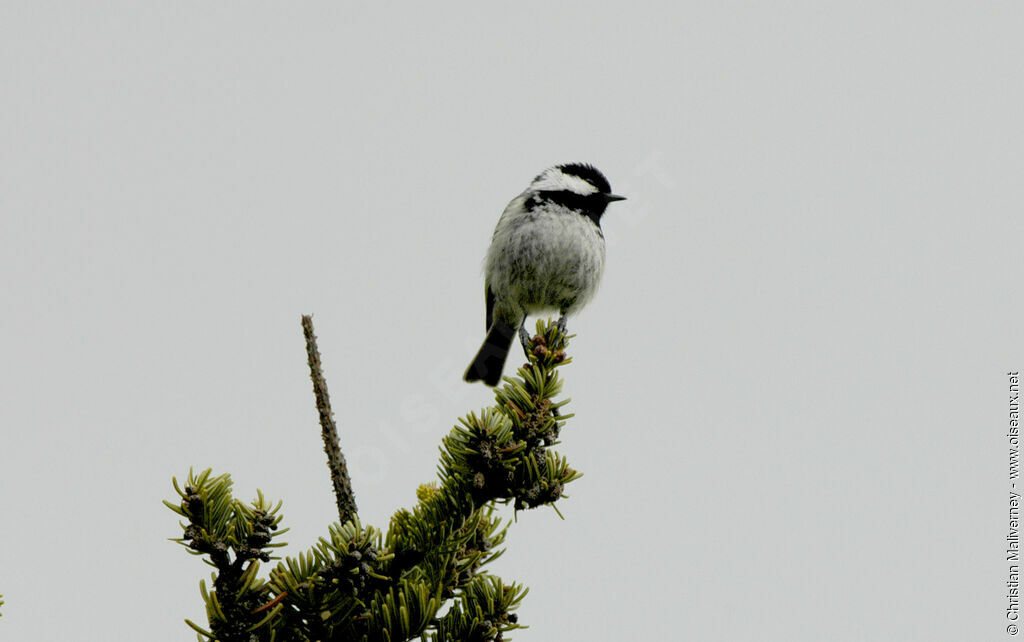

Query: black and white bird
[[464, 163, 626, 386]]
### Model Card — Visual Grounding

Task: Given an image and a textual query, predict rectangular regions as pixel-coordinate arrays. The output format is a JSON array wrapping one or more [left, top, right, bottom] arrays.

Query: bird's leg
[[556, 315, 568, 335], [519, 324, 532, 358]]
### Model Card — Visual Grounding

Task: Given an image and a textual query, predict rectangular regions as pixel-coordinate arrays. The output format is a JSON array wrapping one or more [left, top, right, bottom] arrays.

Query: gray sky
[[2, 2, 1021, 640]]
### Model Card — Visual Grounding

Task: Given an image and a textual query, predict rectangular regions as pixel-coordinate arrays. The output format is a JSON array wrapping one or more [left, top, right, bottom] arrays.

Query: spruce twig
[[170, 317, 580, 640], [301, 314, 357, 524]]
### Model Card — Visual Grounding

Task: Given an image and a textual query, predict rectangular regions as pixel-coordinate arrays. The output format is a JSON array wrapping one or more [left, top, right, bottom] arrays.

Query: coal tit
[[464, 163, 626, 386]]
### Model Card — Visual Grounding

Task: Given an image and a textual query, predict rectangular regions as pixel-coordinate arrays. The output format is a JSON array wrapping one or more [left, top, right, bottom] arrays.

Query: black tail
[[464, 320, 517, 386]]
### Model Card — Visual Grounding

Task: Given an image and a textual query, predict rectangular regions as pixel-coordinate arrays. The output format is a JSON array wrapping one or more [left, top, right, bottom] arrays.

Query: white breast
[[484, 195, 606, 320]]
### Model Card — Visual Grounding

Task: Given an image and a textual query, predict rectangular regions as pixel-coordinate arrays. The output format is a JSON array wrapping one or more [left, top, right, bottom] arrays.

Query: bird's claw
[[519, 326, 532, 357]]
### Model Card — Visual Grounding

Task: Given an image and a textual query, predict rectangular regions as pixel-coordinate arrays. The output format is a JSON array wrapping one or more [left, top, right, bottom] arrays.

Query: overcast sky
[[2, 2, 1022, 640]]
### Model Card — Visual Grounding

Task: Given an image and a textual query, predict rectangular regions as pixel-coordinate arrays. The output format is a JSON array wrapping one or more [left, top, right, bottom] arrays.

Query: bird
[[464, 163, 626, 386]]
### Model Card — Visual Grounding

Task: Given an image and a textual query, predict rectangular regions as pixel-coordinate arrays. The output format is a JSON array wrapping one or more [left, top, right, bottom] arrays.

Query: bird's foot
[[556, 315, 568, 335], [519, 325, 533, 358]]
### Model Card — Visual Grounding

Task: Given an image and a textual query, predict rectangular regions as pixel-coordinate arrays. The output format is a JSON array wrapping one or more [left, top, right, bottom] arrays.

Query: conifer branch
[[169, 318, 581, 641], [301, 314, 358, 525]]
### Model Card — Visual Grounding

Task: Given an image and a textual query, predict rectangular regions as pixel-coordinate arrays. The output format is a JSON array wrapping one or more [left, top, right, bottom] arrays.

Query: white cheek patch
[[531, 168, 598, 195]]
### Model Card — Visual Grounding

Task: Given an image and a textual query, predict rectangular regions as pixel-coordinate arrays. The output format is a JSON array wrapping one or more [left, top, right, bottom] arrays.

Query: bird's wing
[[485, 285, 495, 331]]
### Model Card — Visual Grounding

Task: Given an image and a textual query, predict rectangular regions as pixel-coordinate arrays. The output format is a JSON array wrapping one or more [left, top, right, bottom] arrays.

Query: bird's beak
[[604, 194, 627, 202]]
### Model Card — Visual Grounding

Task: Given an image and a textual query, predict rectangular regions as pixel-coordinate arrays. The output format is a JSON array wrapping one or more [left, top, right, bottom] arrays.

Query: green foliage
[[167, 319, 581, 641], [165, 470, 288, 640], [429, 576, 528, 642]]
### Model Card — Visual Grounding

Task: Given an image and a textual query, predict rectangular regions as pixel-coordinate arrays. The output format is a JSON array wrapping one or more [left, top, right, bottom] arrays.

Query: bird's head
[[526, 163, 626, 224]]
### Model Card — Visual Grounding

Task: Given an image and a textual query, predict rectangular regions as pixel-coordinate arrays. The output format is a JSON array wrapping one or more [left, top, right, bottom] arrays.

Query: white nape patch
[[530, 167, 599, 196]]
